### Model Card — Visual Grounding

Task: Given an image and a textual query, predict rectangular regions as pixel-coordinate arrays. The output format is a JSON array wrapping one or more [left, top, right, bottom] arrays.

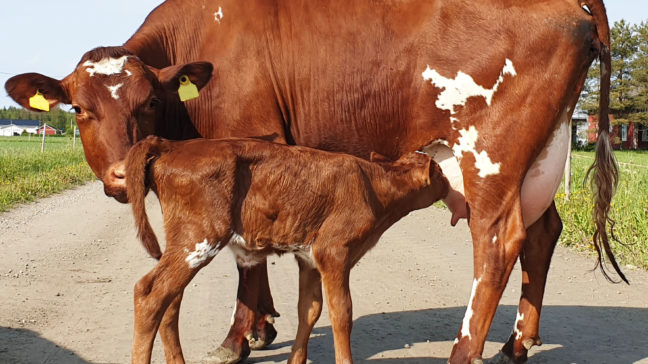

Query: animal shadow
[[0, 326, 94, 364], [253, 305, 648, 363]]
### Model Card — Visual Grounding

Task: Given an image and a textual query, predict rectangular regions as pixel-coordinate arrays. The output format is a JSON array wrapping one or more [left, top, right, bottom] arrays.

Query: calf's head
[[5, 46, 212, 202]]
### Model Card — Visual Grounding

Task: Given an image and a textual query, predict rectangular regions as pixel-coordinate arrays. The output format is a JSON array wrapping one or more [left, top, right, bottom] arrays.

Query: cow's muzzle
[[103, 161, 128, 203]]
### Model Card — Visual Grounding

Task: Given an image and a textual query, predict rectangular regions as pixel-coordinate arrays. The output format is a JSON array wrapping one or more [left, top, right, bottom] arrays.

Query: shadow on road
[[0, 326, 93, 364], [253, 305, 648, 363]]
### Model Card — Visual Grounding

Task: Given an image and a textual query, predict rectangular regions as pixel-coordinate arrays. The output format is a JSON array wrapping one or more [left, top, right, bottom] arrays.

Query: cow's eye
[[149, 98, 160, 109], [72, 105, 82, 114]]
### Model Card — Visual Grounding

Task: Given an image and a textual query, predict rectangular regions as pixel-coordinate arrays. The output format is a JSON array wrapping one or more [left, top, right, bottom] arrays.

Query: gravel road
[[1, 181, 647, 364]]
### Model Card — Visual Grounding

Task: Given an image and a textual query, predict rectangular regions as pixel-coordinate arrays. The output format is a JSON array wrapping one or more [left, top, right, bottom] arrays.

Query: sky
[[1, 0, 647, 109]]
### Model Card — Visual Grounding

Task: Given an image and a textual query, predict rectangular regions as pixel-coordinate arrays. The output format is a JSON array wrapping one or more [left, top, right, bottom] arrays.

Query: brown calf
[[124, 136, 448, 364]]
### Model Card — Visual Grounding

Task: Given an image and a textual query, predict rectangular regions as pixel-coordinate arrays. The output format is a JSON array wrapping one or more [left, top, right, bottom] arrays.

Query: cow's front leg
[[492, 203, 562, 364], [449, 198, 526, 364], [251, 260, 280, 349], [207, 261, 278, 364]]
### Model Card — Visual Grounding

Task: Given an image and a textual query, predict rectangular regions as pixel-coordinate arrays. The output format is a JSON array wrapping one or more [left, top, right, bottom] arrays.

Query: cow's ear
[[5, 73, 70, 111], [369, 151, 393, 163], [158, 62, 214, 93]]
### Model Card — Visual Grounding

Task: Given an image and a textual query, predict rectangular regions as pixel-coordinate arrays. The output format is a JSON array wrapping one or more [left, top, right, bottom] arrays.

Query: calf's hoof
[[205, 346, 247, 364], [249, 322, 278, 350]]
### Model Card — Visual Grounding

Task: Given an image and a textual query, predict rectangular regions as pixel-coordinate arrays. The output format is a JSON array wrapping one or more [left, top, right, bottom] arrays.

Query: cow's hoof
[[488, 351, 518, 364], [249, 323, 277, 350], [205, 346, 246, 364]]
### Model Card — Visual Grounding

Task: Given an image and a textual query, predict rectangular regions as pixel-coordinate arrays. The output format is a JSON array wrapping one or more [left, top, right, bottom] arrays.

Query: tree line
[[0, 106, 76, 133], [580, 20, 648, 125]]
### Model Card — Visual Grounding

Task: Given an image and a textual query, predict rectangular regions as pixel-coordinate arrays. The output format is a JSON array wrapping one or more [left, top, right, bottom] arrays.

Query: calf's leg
[[492, 203, 562, 364], [288, 256, 323, 364], [132, 251, 208, 364], [159, 292, 185, 364]]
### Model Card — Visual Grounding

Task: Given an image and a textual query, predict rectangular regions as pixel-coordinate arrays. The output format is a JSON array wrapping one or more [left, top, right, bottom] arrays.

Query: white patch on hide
[[227, 233, 265, 267], [421, 59, 516, 115], [421, 60, 515, 178], [107, 83, 123, 100], [83, 56, 129, 77], [214, 7, 224, 23], [125, 69, 132, 76], [453, 126, 500, 177], [515, 311, 525, 340], [492, 235, 498, 244], [185, 238, 221, 268], [461, 277, 482, 339]]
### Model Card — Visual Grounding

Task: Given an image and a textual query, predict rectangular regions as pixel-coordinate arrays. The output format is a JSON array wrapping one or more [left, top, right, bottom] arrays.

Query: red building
[[587, 115, 648, 150], [36, 125, 57, 136]]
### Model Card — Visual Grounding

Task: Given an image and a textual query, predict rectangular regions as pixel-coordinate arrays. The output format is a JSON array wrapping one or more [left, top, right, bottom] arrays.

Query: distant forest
[[580, 20, 648, 125], [0, 106, 75, 133]]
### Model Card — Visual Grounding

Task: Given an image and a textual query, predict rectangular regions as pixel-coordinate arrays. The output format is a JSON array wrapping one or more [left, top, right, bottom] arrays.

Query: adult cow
[[5, 0, 626, 363]]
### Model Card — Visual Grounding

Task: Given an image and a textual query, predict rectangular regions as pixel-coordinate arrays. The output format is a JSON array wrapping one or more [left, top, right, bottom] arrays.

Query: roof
[[0, 119, 41, 128]]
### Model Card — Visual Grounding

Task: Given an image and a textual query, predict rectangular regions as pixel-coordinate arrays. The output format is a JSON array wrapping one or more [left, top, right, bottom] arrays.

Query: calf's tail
[[582, 0, 627, 283], [125, 136, 171, 260]]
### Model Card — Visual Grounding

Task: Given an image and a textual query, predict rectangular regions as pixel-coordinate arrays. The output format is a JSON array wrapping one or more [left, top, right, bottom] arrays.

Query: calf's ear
[[158, 62, 214, 93], [5, 73, 70, 111]]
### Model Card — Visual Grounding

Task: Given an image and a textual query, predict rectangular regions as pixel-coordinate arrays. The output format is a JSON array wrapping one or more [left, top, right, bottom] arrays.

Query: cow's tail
[[126, 136, 170, 261], [582, 0, 628, 283]]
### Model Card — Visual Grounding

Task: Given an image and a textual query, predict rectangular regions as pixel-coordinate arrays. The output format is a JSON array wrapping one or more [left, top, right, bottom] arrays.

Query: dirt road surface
[[1, 182, 647, 364]]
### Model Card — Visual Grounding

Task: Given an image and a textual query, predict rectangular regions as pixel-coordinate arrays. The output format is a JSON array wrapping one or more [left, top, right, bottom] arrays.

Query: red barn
[[587, 115, 648, 150], [36, 125, 57, 136]]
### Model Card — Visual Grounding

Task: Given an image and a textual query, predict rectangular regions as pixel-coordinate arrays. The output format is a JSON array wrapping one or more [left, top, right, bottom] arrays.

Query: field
[[0, 136, 94, 212], [557, 150, 648, 271]]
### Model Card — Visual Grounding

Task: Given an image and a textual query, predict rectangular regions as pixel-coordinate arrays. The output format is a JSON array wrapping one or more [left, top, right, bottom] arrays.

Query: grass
[[0, 136, 95, 212], [556, 150, 648, 271]]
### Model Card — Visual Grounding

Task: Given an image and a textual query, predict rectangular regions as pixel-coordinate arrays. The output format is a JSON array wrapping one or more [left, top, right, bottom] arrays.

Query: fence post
[[40, 123, 47, 153], [564, 120, 572, 200], [73, 126, 77, 148]]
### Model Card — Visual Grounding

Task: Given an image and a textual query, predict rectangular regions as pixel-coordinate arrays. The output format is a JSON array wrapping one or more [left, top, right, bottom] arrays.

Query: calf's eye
[[149, 98, 160, 109]]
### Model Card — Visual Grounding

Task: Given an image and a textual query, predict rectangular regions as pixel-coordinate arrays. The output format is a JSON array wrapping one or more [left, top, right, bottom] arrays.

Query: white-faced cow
[[5, 0, 625, 363]]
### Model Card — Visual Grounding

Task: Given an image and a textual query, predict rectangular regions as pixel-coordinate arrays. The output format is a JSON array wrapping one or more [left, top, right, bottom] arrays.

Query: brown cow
[[123, 136, 449, 364], [5, 0, 625, 362]]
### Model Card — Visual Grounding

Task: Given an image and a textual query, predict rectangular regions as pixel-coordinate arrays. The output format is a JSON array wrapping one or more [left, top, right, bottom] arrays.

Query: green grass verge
[[0, 136, 95, 212], [557, 150, 648, 271]]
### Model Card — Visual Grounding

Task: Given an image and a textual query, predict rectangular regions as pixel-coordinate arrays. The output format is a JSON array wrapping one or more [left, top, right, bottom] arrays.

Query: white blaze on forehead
[[214, 7, 224, 23], [421, 59, 516, 114], [107, 83, 123, 100], [185, 238, 221, 268], [452, 126, 500, 178], [461, 277, 482, 339], [515, 311, 525, 340], [83, 56, 129, 77]]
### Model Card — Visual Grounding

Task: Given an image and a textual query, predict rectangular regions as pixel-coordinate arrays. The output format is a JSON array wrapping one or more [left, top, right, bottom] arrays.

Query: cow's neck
[[123, 2, 208, 68]]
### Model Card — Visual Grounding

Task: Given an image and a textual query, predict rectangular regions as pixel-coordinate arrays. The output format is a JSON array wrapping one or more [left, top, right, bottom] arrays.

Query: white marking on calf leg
[[214, 7, 224, 23], [514, 311, 525, 340], [461, 277, 482, 339], [83, 56, 129, 77], [230, 300, 238, 326], [185, 238, 221, 268], [107, 83, 123, 100]]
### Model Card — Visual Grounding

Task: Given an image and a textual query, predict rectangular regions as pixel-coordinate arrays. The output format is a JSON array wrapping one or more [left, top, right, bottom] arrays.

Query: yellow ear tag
[[29, 91, 50, 111], [178, 75, 199, 102]]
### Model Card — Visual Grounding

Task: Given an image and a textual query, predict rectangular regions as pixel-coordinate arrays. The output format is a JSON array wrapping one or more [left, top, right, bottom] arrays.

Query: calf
[[124, 136, 448, 364]]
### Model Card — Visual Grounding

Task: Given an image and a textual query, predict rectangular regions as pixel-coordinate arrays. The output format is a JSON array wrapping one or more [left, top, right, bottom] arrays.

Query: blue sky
[[1, 0, 646, 109]]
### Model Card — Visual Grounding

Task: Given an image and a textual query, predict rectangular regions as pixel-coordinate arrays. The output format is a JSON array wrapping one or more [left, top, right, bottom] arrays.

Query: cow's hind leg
[[491, 202, 562, 364], [449, 198, 527, 364], [288, 256, 323, 364], [132, 251, 209, 364]]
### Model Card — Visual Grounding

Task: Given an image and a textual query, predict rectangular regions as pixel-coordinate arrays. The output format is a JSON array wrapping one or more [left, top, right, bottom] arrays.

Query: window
[[621, 124, 627, 142], [642, 126, 648, 142]]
